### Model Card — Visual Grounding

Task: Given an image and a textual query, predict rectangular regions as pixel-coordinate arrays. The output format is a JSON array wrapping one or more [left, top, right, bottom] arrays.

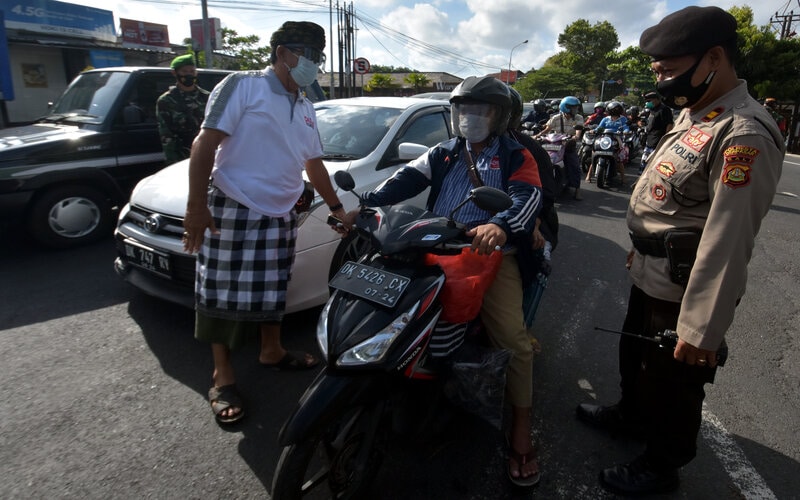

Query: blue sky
[[72, 0, 785, 77]]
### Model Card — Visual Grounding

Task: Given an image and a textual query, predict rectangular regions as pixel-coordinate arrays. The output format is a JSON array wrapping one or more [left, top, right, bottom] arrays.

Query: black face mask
[[656, 57, 715, 109], [178, 75, 197, 87]]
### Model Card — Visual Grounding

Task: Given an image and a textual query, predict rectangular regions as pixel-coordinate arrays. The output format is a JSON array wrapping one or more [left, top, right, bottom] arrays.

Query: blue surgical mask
[[285, 56, 319, 87]]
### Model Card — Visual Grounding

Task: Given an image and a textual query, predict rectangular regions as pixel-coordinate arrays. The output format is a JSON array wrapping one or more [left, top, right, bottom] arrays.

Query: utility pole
[[201, 0, 213, 68], [770, 1, 800, 39]]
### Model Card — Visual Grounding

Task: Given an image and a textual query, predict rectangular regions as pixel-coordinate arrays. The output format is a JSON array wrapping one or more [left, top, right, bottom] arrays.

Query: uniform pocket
[[637, 143, 708, 216]]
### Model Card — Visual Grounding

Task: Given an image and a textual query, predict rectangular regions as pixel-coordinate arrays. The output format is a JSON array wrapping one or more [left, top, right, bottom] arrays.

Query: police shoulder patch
[[721, 145, 759, 189]]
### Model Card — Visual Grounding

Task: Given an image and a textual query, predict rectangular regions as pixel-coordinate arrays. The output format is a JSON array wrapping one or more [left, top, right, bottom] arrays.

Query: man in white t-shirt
[[535, 96, 585, 200], [182, 21, 346, 425]]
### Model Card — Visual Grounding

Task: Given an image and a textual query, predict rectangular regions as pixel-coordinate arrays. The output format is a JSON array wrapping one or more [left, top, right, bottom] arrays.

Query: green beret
[[270, 21, 325, 51], [639, 6, 737, 60], [170, 54, 196, 70]]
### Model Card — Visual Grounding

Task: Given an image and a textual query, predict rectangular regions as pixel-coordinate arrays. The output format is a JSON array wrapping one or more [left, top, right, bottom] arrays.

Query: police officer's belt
[[629, 233, 667, 257]]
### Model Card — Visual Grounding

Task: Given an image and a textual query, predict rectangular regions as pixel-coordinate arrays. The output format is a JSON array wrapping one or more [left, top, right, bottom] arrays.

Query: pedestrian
[[575, 6, 785, 496], [182, 21, 346, 425], [639, 90, 674, 174], [535, 96, 585, 200], [345, 76, 544, 487], [156, 54, 210, 164]]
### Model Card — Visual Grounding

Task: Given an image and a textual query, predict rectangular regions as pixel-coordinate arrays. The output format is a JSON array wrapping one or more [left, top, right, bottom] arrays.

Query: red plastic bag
[[424, 248, 503, 323]]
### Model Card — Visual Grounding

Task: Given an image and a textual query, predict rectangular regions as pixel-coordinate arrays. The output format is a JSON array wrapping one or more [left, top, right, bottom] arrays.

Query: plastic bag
[[424, 248, 503, 323], [443, 343, 511, 429]]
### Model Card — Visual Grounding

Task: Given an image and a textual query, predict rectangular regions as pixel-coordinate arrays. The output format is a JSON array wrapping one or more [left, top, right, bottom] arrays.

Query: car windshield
[[315, 104, 402, 159], [45, 71, 129, 124]]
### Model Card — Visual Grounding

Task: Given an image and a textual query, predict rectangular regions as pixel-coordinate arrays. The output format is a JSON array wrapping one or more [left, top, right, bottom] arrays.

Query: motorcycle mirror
[[333, 170, 356, 191], [470, 186, 513, 213]]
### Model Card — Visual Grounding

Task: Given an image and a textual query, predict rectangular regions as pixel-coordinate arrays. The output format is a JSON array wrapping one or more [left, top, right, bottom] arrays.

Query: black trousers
[[619, 285, 717, 470]]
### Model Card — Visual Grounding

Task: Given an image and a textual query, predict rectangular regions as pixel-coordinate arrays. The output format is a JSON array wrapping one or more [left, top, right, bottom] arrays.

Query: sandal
[[208, 384, 245, 425], [508, 443, 541, 487], [260, 351, 320, 371]]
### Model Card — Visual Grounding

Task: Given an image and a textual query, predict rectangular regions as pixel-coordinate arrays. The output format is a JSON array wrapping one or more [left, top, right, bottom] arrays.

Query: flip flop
[[507, 444, 541, 487], [208, 384, 245, 425], [260, 351, 320, 371]]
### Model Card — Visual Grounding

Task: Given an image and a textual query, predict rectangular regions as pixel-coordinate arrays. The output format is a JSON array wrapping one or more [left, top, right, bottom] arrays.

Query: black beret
[[270, 21, 325, 51], [643, 91, 660, 100], [640, 6, 737, 60]]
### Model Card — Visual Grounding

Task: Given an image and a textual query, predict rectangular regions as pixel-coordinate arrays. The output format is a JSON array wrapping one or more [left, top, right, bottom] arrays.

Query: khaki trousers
[[480, 255, 533, 407]]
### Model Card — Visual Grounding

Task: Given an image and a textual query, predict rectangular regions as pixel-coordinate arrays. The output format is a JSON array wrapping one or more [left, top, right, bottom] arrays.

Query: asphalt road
[[1, 155, 798, 499]]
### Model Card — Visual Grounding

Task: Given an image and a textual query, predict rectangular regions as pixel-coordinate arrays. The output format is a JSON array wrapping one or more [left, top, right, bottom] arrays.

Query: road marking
[[777, 191, 798, 198], [784, 160, 800, 166], [701, 407, 777, 499]]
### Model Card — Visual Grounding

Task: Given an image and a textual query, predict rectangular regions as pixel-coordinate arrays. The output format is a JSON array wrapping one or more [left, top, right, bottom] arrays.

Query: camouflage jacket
[[156, 86, 210, 164]]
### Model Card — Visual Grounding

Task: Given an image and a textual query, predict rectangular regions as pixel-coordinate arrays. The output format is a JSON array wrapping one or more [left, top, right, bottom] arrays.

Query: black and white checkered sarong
[[196, 187, 297, 322]]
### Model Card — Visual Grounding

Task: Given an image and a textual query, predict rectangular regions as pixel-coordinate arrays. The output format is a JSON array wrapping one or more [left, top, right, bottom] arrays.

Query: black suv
[[0, 66, 231, 248]]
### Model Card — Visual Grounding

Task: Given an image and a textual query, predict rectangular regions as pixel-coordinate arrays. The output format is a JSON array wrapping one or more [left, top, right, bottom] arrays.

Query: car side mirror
[[397, 142, 429, 161]]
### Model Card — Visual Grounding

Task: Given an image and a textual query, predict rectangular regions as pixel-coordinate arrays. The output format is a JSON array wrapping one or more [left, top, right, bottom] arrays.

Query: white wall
[[6, 46, 67, 123]]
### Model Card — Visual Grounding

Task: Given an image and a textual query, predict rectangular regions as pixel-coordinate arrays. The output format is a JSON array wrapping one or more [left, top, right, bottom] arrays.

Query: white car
[[113, 96, 453, 312]]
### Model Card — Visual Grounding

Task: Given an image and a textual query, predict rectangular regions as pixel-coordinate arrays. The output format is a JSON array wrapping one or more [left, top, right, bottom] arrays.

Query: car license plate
[[329, 261, 410, 307], [123, 239, 171, 278]]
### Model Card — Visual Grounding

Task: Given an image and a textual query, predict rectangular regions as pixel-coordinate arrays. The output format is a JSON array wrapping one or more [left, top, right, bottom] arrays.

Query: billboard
[[190, 18, 222, 51], [120, 18, 170, 49], [0, 0, 116, 43]]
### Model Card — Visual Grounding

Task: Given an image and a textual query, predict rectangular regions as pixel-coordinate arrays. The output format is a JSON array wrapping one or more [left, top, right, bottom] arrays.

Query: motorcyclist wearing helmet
[[535, 96, 585, 200], [594, 101, 631, 185], [522, 98, 551, 125], [345, 76, 543, 487], [585, 101, 606, 127]]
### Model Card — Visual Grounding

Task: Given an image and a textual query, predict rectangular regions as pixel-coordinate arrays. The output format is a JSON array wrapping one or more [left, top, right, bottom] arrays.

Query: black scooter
[[271, 171, 512, 499]]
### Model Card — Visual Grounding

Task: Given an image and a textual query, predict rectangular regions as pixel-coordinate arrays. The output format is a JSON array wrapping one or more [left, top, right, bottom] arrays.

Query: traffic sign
[[354, 57, 370, 75]]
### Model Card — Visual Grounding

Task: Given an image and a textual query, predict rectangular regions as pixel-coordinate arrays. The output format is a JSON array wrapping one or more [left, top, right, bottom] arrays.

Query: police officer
[[575, 6, 785, 496], [156, 54, 210, 164]]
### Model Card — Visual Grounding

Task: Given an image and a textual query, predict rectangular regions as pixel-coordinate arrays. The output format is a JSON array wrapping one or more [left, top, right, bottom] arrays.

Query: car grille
[[118, 205, 196, 286], [124, 205, 185, 238]]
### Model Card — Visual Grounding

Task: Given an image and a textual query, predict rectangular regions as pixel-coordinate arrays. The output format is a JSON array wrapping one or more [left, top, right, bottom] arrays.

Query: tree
[[364, 73, 396, 93], [515, 66, 587, 101], [404, 72, 430, 93], [186, 28, 271, 70], [607, 46, 654, 101], [556, 19, 620, 86], [370, 64, 415, 73]]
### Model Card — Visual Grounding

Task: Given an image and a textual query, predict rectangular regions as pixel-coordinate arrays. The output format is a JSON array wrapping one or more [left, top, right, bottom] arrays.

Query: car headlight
[[338, 302, 419, 366], [598, 136, 614, 150]]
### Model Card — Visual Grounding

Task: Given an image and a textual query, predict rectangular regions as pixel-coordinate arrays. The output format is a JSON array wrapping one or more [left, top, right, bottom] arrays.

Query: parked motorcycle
[[537, 131, 570, 195], [271, 171, 513, 499], [591, 128, 622, 189]]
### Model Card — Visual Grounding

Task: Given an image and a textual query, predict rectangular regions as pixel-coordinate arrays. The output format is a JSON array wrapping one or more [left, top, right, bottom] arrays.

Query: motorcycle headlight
[[598, 136, 614, 150], [338, 302, 419, 366]]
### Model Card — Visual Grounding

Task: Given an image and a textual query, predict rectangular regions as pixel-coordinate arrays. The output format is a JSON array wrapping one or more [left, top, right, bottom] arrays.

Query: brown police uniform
[[628, 81, 785, 350]]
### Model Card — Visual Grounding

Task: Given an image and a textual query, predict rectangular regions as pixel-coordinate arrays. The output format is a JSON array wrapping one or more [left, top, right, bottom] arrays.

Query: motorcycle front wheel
[[596, 159, 607, 189], [271, 401, 388, 500]]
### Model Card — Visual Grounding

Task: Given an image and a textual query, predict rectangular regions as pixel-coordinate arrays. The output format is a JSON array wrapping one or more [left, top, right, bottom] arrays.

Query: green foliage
[[364, 73, 396, 92], [515, 66, 587, 101], [371, 65, 415, 73], [404, 72, 431, 92], [607, 45, 655, 99], [556, 19, 620, 84], [186, 28, 271, 70]]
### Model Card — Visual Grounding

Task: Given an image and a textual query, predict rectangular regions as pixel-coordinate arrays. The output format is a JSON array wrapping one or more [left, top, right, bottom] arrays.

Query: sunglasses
[[285, 44, 326, 68]]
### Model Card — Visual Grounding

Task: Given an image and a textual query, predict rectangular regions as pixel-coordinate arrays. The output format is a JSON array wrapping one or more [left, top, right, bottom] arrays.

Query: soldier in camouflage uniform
[[157, 54, 210, 164]]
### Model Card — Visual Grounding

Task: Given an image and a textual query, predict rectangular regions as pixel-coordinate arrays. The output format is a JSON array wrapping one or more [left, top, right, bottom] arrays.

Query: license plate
[[542, 144, 561, 151], [123, 239, 172, 278], [329, 261, 410, 307], [594, 151, 615, 156]]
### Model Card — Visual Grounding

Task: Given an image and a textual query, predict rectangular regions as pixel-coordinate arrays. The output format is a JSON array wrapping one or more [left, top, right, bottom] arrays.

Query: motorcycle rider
[[535, 96, 585, 200], [590, 101, 630, 185], [523, 98, 551, 126], [640, 91, 674, 174], [344, 76, 543, 487], [584, 101, 606, 127]]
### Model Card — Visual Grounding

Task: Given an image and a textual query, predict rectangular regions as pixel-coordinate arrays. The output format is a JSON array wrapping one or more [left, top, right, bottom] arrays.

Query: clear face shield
[[451, 102, 500, 143]]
